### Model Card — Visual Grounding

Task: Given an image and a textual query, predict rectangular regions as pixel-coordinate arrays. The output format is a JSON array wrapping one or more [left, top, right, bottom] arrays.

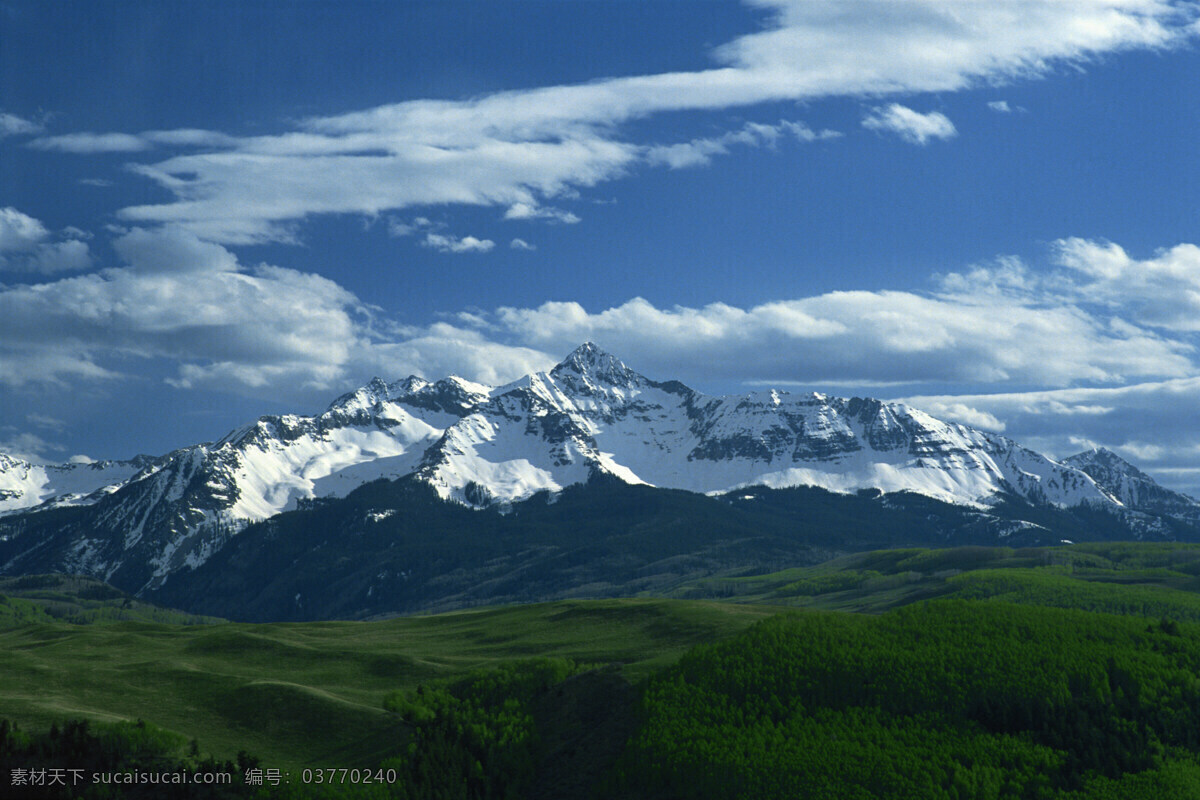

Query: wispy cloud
[[862, 104, 957, 145], [503, 203, 580, 224], [0, 431, 63, 464], [30, 0, 1193, 244], [29, 128, 237, 153], [0, 112, 43, 138], [29, 132, 150, 153], [646, 119, 839, 169]]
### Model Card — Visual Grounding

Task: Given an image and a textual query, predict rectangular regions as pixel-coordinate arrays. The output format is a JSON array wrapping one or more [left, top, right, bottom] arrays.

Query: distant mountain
[[1, 343, 1198, 615], [1063, 448, 1200, 520], [0, 454, 159, 513]]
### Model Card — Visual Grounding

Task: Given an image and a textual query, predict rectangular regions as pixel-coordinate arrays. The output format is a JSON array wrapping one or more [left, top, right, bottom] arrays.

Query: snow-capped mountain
[[1063, 448, 1200, 522], [1, 343, 1195, 594], [0, 454, 158, 513], [414, 343, 1114, 510]]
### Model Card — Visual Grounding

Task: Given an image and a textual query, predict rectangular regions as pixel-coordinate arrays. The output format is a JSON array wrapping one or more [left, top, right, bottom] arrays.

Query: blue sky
[[4, 0, 1200, 493]]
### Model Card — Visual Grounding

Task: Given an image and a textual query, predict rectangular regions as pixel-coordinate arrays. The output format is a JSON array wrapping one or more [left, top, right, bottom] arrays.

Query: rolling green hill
[[0, 573, 222, 626], [676, 541, 1200, 617], [8, 542, 1200, 797], [0, 598, 774, 774]]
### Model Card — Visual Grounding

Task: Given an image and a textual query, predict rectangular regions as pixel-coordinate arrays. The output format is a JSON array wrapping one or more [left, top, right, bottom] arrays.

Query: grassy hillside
[[0, 598, 774, 772], [0, 573, 222, 626], [8, 542, 1200, 796], [677, 541, 1200, 617]]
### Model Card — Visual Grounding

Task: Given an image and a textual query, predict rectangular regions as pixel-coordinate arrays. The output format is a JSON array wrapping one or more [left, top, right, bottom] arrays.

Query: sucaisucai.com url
[[9, 767, 233, 787]]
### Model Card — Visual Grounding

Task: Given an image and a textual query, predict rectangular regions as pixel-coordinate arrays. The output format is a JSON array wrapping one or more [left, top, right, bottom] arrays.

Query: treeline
[[378, 653, 652, 800], [0, 718, 253, 799], [613, 601, 1200, 798]]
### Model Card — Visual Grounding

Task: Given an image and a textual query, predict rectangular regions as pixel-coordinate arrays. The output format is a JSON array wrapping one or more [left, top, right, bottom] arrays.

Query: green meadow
[[8, 543, 1200, 797], [0, 594, 773, 771]]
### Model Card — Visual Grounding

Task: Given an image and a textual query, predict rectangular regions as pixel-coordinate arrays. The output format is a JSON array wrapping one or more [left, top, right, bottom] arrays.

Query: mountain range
[[1, 343, 1197, 620]]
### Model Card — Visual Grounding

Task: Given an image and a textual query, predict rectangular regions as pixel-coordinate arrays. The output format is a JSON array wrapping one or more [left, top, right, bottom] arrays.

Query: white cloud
[[0, 112, 43, 138], [1052, 238, 1200, 331], [351, 324, 555, 387], [0, 226, 362, 390], [33, 0, 1188, 243], [487, 286, 1190, 388], [30, 132, 151, 153], [510, 238, 536, 251], [141, 129, 239, 148], [0, 207, 92, 274], [22, 230, 1183, 398], [503, 203, 581, 224], [28, 128, 237, 154], [862, 104, 957, 145], [385, 216, 434, 238], [385, 216, 502, 253], [907, 401, 1007, 432], [15, 239, 92, 273], [0, 431, 62, 463], [987, 100, 1013, 113], [646, 119, 838, 169], [422, 233, 495, 254], [26, 414, 67, 432], [943, 238, 1200, 334], [0, 207, 49, 251]]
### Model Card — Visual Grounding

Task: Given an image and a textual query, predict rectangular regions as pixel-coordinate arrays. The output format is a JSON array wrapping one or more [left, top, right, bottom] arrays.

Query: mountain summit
[[1, 345, 1196, 594], [550, 342, 646, 389], [1063, 447, 1200, 521]]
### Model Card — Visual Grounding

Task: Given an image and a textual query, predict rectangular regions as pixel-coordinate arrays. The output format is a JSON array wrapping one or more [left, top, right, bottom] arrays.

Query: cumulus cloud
[[510, 238, 536, 251], [0, 226, 362, 390], [352, 324, 555, 387], [30, 0, 1189, 243], [0, 207, 92, 274], [485, 286, 1190, 389], [0, 207, 49, 250], [421, 233, 495, 254], [1052, 238, 1200, 331], [384, 216, 500, 254], [862, 104, 957, 145], [988, 100, 1014, 113]]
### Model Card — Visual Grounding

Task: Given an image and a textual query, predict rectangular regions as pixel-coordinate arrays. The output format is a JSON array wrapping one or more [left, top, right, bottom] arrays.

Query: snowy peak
[[1063, 447, 1200, 517], [549, 342, 646, 393], [7, 344, 1195, 594], [0, 453, 160, 514]]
